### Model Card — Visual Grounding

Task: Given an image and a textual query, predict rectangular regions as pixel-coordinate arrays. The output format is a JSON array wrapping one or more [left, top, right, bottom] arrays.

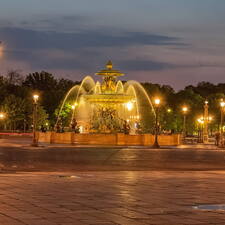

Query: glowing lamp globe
[[154, 98, 160, 105]]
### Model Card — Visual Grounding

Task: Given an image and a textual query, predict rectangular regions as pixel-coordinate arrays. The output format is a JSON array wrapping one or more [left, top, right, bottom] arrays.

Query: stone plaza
[[0, 171, 225, 225], [0, 136, 225, 224]]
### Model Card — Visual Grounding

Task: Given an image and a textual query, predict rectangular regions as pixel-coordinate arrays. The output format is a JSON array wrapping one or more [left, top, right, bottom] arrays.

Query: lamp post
[[208, 116, 213, 136], [203, 101, 209, 143], [197, 117, 204, 143], [152, 98, 160, 148], [32, 94, 39, 147], [220, 100, 225, 147], [182, 106, 188, 140], [0, 112, 6, 130]]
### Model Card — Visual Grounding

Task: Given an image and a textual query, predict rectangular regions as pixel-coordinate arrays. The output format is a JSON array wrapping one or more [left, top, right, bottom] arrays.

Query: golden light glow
[[129, 115, 141, 120], [33, 94, 39, 103], [167, 108, 172, 113], [197, 116, 213, 124], [154, 98, 161, 105], [0, 113, 5, 119], [197, 118, 204, 124], [182, 106, 188, 113], [126, 102, 133, 111], [72, 102, 78, 110], [220, 101, 225, 108]]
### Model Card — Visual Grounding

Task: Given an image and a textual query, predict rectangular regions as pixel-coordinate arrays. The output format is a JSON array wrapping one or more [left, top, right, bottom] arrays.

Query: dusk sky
[[0, 0, 225, 90]]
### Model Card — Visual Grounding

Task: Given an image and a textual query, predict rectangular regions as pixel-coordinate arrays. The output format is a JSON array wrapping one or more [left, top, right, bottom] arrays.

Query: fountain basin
[[37, 132, 181, 146]]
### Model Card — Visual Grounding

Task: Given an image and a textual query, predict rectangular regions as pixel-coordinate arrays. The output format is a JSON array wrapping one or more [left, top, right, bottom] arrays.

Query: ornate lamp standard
[[182, 106, 188, 139], [220, 100, 225, 147], [32, 94, 39, 147], [203, 101, 209, 143], [152, 98, 161, 148]]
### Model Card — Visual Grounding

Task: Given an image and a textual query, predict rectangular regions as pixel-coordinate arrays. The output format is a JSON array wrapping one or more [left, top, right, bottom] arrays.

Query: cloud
[[29, 15, 89, 32], [1, 25, 224, 90], [0, 26, 186, 72], [0, 27, 185, 51], [1, 25, 223, 72], [118, 59, 174, 71]]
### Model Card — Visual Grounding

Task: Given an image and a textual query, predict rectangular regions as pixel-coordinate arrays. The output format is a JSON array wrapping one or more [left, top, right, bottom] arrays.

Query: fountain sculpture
[[56, 61, 155, 134]]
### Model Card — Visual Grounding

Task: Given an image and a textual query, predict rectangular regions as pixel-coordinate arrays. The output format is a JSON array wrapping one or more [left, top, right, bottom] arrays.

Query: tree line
[[0, 70, 224, 134], [0, 70, 77, 131]]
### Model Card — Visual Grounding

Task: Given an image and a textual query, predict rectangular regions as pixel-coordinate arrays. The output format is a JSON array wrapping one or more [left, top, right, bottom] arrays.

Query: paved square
[[0, 171, 225, 225]]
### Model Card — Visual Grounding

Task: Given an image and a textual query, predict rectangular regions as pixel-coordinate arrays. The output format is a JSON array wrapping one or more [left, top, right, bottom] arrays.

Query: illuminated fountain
[[56, 61, 155, 134]]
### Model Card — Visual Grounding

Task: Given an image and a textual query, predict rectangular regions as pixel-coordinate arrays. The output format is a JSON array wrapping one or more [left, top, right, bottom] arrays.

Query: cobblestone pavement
[[0, 171, 225, 225], [1, 136, 225, 172]]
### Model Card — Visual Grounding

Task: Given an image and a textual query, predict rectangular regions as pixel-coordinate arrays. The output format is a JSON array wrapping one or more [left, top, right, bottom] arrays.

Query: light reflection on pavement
[[0, 171, 225, 225]]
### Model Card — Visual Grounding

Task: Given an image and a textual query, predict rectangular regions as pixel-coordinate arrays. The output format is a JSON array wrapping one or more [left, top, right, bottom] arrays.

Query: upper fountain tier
[[83, 61, 134, 105], [95, 60, 124, 77]]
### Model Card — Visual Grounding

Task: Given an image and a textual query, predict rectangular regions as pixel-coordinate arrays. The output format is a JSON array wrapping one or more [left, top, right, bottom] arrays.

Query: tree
[[54, 103, 73, 127], [23, 72, 77, 123], [23, 71, 57, 90], [36, 105, 49, 129], [6, 70, 24, 85], [1, 95, 31, 130]]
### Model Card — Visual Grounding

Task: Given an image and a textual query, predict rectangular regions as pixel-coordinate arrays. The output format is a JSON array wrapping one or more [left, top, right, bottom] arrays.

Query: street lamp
[[0, 112, 6, 131], [197, 117, 204, 143], [152, 98, 161, 148], [197, 115, 213, 143], [33, 94, 39, 103], [182, 106, 188, 139], [203, 100, 209, 143], [0, 113, 5, 119], [220, 100, 225, 147], [32, 94, 39, 147]]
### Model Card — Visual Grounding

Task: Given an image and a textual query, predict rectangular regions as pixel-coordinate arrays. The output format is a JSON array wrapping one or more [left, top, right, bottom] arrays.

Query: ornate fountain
[[56, 61, 155, 134]]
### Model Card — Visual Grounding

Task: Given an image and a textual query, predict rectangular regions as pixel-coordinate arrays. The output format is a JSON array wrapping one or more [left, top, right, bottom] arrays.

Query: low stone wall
[[38, 132, 181, 146]]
